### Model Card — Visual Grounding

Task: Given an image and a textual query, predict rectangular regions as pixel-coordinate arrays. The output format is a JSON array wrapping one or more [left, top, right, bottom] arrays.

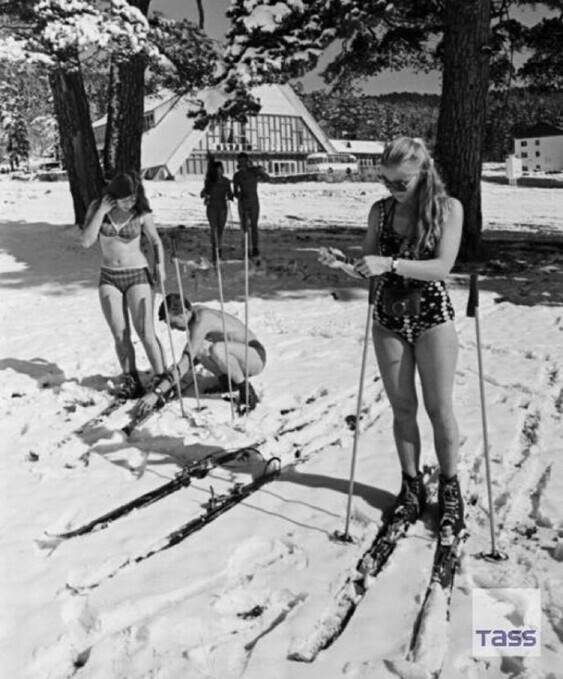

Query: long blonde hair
[[381, 137, 449, 257]]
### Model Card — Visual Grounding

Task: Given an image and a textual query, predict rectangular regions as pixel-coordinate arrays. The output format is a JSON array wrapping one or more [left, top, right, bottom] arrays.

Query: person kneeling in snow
[[134, 293, 266, 417]]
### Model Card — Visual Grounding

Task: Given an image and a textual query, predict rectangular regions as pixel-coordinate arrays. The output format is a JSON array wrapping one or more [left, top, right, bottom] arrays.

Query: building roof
[[330, 139, 385, 155], [94, 84, 336, 175], [514, 122, 563, 139]]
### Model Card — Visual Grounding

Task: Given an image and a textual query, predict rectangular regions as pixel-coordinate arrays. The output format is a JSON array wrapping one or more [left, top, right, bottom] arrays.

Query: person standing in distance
[[232, 152, 268, 259], [200, 160, 234, 262]]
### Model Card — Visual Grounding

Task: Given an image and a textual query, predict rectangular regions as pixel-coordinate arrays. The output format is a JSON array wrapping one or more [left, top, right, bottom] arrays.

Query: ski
[[288, 467, 435, 663], [49, 446, 261, 540], [69, 455, 281, 593], [54, 394, 128, 451], [405, 528, 468, 677]]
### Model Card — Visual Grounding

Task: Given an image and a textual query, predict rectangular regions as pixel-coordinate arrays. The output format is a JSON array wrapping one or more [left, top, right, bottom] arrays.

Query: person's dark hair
[[203, 160, 224, 193], [105, 171, 151, 215], [237, 152, 249, 161], [158, 293, 192, 322]]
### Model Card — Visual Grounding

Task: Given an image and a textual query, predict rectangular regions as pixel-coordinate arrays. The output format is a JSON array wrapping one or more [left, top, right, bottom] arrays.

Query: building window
[[143, 111, 155, 131], [522, 165, 528, 171], [535, 165, 541, 171], [535, 139, 540, 146], [521, 152, 528, 158], [536, 151, 540, 157], [521, 140, 527, 147]]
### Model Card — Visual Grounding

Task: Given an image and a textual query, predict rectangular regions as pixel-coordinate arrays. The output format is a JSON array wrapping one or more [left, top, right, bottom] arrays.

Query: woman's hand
[[354, 256, 391, 278], [318, 247, 365, 280], [98, 194, 116, 215], [134, 392, 159, 417]]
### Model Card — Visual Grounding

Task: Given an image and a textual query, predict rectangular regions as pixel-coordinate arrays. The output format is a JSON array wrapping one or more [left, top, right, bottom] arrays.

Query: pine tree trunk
[[435, 0, 491, 261], [103, 0, 150, 177], [49, 65, 105, 225]]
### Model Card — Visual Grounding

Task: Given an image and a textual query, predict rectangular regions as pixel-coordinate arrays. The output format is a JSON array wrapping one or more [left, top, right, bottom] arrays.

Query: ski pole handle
[[466, 273, 479, 318]]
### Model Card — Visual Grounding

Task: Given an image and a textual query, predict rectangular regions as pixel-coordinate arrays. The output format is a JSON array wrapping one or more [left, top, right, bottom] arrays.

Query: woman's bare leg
[[372, 322, 420, 476], [415, 321, 459, 478], [127, 284, 166, 375], [99, 285, 136, 375]]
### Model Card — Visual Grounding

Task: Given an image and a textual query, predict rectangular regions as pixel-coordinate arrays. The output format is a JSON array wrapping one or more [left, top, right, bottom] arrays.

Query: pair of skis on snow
[[290, 466, 467, 671]]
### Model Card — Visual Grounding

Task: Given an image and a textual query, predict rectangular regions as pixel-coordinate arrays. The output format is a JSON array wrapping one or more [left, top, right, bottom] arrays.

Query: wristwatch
[[391, 257, 399, 274]]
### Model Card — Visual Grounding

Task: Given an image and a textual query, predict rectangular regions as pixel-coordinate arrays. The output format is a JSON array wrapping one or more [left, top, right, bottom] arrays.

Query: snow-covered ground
[[1, 178, 562, 679]]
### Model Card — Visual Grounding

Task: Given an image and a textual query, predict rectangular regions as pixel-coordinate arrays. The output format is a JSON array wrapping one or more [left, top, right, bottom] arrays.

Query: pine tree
[[210, 0, 562, 260]]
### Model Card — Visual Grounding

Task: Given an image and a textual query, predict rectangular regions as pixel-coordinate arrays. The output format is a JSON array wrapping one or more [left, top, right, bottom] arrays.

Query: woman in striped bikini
[[81, 171, 166, 398]]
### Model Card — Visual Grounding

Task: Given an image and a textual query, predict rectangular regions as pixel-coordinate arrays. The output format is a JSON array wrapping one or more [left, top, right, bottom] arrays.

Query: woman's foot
[[390, 471, 426, 524], [438, 474, 465, 539], [237, 380, 259, 414], [115, 374, 145, 400]]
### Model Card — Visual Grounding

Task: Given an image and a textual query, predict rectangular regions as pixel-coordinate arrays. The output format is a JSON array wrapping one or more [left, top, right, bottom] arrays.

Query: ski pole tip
[[330, 529, 356, 545], [478, 549, 509, 562]]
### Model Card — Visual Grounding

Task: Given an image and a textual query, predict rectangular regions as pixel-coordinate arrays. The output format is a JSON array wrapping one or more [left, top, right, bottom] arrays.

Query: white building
[[330, 138, 385, 171], [514, 122, 563, 173], [93, 85, 337, 180]]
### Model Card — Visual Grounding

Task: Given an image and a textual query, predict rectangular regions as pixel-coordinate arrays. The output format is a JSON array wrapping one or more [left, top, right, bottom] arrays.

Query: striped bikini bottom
[[98, 267, 152, 294]]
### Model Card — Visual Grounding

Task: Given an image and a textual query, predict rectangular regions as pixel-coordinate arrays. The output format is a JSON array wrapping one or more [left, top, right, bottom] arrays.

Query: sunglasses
[[379, 174, 418, 193]]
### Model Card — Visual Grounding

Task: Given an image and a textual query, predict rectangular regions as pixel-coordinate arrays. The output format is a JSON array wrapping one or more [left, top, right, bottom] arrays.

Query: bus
[[306, 152, 359, 175]]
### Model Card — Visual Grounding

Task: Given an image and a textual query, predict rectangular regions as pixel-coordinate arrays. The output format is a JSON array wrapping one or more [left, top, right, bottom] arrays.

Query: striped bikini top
[[99, 212, 142, 242]]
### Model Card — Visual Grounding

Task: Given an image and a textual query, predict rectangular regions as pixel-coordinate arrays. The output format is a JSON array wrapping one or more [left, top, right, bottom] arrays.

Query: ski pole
[[243, 226, 250, 415], [155, 249, 187, 419], [335, 276, 378, 543], [214, 240, 236, 421], [171, 237, 202, 411], [466, 273, 507, 562]]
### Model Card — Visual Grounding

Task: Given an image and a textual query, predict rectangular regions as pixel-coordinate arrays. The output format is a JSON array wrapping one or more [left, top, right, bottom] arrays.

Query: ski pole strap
[[466, 273, 479, 317]]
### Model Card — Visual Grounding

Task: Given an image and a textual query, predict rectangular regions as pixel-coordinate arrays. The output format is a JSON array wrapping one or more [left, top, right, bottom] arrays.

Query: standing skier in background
[[200, 159, 233, 262], [233, 152, 268, 259], [81, 171, 166, 398], [322, 136, 464, 541]]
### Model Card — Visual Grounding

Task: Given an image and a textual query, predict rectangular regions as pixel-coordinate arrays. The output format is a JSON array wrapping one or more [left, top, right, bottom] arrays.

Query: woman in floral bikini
[[324, 136, 465, 541], [81, 171, 166, 398]]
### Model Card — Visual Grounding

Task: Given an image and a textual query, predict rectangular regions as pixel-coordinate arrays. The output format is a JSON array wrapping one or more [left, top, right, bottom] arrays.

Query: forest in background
[[3, 61, 562, 167]]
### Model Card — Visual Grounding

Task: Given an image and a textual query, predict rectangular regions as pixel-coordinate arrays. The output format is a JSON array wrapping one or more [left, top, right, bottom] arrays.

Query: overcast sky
[[151, 0, 553, 95]]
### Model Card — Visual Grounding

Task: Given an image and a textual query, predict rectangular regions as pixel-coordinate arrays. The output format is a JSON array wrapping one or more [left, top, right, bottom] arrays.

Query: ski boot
[[114, 373, 145, 400], [205, 374, 234, 395], [438, 474, 465, 544], [388, 471, 426, 524], [237, 380, 260, 414]]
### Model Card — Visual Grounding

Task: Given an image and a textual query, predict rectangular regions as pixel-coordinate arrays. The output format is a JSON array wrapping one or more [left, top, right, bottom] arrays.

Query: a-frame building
[[93, 84, 336, 180]]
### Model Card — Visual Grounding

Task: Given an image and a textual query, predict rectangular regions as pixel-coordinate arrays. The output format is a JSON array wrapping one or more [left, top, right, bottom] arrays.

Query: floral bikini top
[[99, 212, 142, 243], [377, 198, 436, 261]]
